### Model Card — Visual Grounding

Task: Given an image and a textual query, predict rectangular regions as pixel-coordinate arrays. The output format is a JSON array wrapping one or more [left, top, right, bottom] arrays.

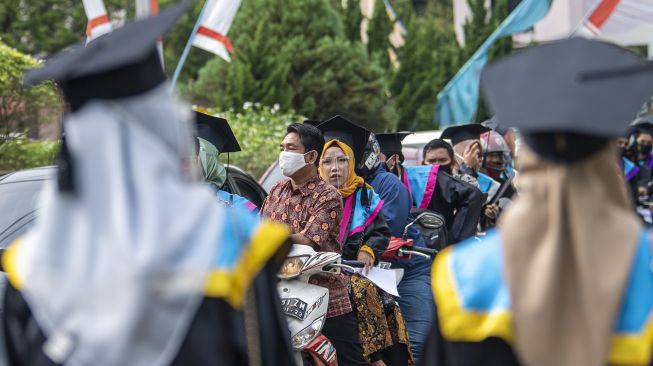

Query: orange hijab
[[319, 140, 366, 198]]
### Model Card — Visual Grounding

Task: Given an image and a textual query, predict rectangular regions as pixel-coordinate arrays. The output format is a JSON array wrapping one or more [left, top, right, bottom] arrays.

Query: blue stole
[[433, 230, 653, 365], [477, 172, 501, 202], [406, 165, 439, 209], [216, 190, 257, 212], [338, 187, 384, 245], [623, 157, 640, 182]]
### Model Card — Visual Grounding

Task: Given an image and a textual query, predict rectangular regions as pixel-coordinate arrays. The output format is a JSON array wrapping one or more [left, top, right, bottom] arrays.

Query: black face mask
[[638, 144, 652, 155], [440, 164, 452, 175]]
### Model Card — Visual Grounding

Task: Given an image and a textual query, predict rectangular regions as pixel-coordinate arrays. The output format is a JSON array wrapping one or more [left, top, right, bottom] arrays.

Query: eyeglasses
[[321, 156, 351, 167]]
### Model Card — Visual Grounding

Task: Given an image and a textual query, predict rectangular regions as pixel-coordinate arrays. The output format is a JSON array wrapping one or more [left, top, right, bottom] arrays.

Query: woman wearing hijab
[[317, 117, 413, 366], [423, 38, 653, 366], [197, 137, 257, 212], [1, 6, 293, 366]]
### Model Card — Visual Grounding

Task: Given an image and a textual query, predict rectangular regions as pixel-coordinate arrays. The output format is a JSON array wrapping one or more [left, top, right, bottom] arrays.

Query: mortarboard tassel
[[57, 134, 76, 193]]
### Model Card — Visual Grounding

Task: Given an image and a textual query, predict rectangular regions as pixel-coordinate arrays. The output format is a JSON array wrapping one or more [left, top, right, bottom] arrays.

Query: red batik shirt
[[261, 174, 351, 317]]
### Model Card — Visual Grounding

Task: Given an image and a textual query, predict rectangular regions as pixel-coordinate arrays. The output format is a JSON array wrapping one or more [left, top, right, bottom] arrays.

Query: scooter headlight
[[278, 255, 309, 279], [291, 315, 325, 349]]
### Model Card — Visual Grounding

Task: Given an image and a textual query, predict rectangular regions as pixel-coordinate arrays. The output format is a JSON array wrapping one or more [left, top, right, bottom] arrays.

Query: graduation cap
[[302, 119, 321, 126], [629, 115, 653, 136], [195, 111, 241, 153], [440, 124, 490, 146], [316, 115, 371, 164], [481, 117, 509, 136], [481, 37, 653, 161], [24, 1, 190, 111], [376, 132, 412, 157]]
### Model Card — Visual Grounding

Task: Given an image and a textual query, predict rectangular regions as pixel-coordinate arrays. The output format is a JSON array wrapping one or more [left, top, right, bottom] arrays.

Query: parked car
[[0, 165, 267, 249], [258, 130, 443, 189]]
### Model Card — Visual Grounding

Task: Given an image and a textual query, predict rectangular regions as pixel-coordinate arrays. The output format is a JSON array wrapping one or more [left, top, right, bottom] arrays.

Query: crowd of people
[[1, 3, 653, 366]]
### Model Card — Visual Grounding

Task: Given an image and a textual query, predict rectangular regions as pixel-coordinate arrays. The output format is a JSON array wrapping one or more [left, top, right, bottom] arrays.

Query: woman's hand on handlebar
[[357, 250, 374, 275]]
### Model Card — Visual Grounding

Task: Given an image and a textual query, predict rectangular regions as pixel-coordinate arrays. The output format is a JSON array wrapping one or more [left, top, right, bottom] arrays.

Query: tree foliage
[[0, 0, 128, 57], [0, 137, 59, 173], [186, 0, 397, 132], [367, 0, 394, 69], [390, 3, 460, 130], [205, 104, 301, 178], [0, 41, 61, 139]]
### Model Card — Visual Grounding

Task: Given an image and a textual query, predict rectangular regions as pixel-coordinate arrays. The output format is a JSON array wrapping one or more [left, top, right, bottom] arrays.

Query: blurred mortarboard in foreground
[[195, 111, 241, 153], [441, 124, 490, 146], [316, 115, 370, 164], [376, 132, 412, 157], [24, 1, 190, 111], [481, 37, 653, 162]]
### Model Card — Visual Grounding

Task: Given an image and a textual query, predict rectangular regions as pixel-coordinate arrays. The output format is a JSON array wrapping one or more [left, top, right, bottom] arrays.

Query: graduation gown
[[339, 186, 391, 261], [421, 230, 653, 366], [1, 209, 294, 366], [406, 165, 484, 245]]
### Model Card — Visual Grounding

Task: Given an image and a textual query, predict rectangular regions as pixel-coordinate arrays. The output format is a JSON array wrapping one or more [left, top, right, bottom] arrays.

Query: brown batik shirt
[[261, 174, 351, 317]]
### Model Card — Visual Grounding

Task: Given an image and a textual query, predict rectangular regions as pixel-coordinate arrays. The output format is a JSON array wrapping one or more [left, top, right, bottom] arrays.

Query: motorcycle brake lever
[[398, 248, 432, 260]]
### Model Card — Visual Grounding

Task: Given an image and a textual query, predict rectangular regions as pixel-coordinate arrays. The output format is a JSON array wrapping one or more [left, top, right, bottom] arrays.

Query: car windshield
[[0, 180, 45, 248]]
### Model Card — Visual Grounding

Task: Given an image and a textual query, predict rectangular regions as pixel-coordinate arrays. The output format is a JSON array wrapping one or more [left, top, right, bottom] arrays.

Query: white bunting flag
[[82, 0, 113, 41], [192, 0, 242, 62]]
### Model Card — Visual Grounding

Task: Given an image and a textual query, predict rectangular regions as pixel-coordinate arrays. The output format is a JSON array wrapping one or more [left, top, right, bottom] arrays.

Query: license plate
[[281, 298, 308, 320]]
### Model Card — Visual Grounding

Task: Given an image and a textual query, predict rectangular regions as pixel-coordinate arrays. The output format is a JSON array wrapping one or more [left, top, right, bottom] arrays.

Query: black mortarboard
[[481, 37, 653, 161], [481, 117, 508, 136], [24, 2, 189, 111], [303, 119, 321, 126], [195, 111, 241, 153], [440, 124, 490, 146], [316, 115, 371, 164], [376, 132, 412, 157], [630, 115, 653, 136]]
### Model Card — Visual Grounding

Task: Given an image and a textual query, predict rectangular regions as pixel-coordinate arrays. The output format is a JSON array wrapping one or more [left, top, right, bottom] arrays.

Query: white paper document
[[356, 267, 400, 297]]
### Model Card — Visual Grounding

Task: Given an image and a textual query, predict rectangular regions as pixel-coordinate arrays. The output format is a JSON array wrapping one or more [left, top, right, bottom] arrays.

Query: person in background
[[261, 122, 367, 365], [478, 130, 517, 229], [483, 117, 518, 167], [624, 118, 653, 191], [376, 132, 413, 191], [423, 37, 653, 366], [440, 124, 492, 189], [194, 111, 257, 212], [411, 139, 484, 244], [317, 116, 413, 366], [366, 131, 435, 362]]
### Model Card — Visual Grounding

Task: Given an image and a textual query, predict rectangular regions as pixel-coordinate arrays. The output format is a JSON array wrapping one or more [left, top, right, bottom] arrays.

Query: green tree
[[186, 0, 397, 131], [390, 15, 460, 130], [460, 0, 512, 121], [0, 41, 61, 138], [0, 0, 128, 57], [367, 0, 394, 69], [341, 0, 364, 42], [205, 105, 301, 178]]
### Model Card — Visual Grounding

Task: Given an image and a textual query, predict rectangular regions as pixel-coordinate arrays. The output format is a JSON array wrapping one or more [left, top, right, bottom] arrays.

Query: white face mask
[[279, 151, 310, 177]]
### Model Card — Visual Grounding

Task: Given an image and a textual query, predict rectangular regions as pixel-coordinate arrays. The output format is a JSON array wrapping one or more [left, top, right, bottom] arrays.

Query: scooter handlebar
[[340, 260, 366, 268]]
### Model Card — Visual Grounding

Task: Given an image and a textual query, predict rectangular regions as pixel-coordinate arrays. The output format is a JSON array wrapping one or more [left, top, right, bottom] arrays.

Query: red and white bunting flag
[[82, 0, 113, 41], [135, 0, 164, 66], [192, 0, 242, 62], [579, 0, 653, 36], [135, 0, 159, 18]]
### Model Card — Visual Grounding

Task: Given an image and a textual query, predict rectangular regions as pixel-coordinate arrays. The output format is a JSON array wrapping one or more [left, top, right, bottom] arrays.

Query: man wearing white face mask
[[262, 123, 368, 365]]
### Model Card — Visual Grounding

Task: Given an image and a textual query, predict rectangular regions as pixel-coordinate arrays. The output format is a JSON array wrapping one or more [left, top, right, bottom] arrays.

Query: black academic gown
[[1, 261, 293, 366], [341, 187, 391, 262], [427, 171, 484, 244]]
